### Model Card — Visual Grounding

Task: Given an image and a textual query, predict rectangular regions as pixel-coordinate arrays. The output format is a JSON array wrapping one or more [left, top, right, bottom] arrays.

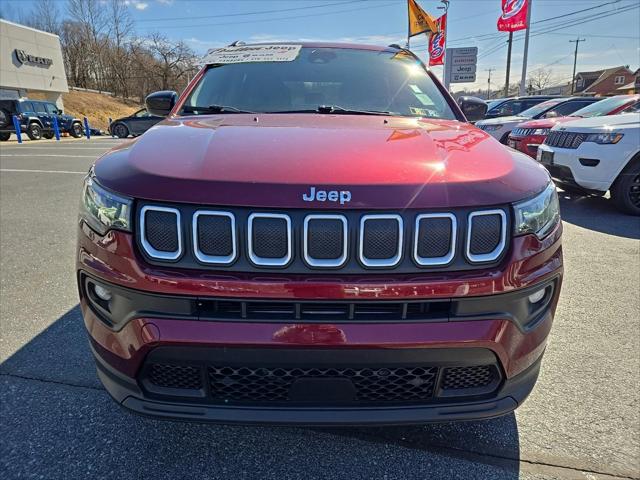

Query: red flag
[[497, 0, 529, 32], [428, 14, 446, 66]]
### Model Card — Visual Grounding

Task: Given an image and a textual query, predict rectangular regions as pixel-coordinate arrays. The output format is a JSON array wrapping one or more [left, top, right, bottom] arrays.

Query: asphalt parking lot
[[0, 138, 638, 480]]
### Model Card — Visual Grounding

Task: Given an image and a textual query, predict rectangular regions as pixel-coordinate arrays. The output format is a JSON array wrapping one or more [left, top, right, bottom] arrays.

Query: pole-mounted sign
[[444, 47, 477, 85]]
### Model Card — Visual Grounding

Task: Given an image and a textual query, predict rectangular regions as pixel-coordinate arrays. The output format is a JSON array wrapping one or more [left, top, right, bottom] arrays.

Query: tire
[[0, 108, 11, 128], [26, 122, 43, 140], [70, 122, 83, 138], [611, 157, 640, 216], [43, 132, 54, 139], [112, 123, 129, 138], [0, 132, 10, 141]]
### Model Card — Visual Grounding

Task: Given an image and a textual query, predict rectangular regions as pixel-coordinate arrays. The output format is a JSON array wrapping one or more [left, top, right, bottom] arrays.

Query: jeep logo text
[[302, 187, 351, 205]]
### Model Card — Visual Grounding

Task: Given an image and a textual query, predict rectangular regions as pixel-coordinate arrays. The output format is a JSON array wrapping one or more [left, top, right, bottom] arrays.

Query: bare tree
[[527, 68, 554, 94], [144, 33, 198, 91], [16, 0, 61, 34]]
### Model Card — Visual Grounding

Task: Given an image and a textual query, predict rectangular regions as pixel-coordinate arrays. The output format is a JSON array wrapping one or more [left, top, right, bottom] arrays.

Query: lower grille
[[143, 362, 501, 405]]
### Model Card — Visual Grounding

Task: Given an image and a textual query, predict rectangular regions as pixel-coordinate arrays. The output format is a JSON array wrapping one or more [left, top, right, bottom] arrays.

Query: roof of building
[[576, 66, 632, 94]]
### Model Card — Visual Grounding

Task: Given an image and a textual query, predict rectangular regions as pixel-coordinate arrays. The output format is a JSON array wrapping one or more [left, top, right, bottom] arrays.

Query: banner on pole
[[428, 14, 447, 66], [408, 0, 439, 37], [497, 0, 529, 32]]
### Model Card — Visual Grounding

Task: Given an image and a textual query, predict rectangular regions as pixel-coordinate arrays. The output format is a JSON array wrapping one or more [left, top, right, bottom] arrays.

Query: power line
[[134, 0, 368, 23], [135, 1, 398, 30]]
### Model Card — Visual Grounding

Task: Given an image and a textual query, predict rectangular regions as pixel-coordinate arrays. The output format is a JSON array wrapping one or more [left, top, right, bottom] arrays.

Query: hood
[[476, 115, 527, 126], [551, 112, 640, 132], [518, 116, 577, 129], [94, 114, 550, 209]]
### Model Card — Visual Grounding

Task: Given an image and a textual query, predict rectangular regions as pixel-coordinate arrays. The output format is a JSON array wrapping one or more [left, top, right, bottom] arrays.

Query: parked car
[[476, 97, 600, 144], [109, 108, 163, 138], [483, 95, 561, 120], [0, 98, 84, 141], [508, 95, 640, 158], [537, 112, 640, 215], [77, 42, 563, 425]]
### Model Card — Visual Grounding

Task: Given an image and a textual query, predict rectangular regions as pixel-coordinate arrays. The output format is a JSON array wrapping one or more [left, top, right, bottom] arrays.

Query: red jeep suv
[[77, 43, 563, 425]]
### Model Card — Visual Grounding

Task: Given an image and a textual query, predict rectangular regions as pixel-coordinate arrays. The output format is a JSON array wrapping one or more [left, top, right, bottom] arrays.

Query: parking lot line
[[0, 168, 86, 174]]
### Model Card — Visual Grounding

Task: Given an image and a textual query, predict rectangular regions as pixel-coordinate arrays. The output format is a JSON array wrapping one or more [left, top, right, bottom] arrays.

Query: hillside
[[29, 90, 141, 132]]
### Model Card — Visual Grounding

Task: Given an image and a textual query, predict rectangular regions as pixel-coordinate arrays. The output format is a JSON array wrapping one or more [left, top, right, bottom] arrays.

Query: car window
[[45, 103, 58, 114], [622, 101, 640, 113], [544, 100, 595, 118], [134, 109, 149, 118], [572, 96, 632, 117], [518, 99, 566, 118], [182, 47, 457, 119], [18, 101, 34, 113], [33, 102, 47, 113], [488, 100, 522, 116]]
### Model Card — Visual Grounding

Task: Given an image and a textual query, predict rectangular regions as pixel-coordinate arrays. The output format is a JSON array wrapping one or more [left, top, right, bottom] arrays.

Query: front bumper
[[77, 220, 562, 424]]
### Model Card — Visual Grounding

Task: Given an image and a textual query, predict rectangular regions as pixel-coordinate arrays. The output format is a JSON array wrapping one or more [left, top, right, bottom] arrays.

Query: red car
[[508, 94, 640, 158], [76, 43, 563, 425]]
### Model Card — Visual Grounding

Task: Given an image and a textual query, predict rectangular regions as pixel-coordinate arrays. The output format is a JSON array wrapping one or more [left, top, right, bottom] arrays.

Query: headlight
[[584, 132, 623, 144], [532, 128, 550, 135], [513, 182, 560, 239], [80, 170, 132, 235]]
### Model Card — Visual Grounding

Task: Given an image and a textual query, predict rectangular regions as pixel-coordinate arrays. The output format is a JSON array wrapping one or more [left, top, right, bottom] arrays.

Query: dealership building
[[0, 19, 68, 108]]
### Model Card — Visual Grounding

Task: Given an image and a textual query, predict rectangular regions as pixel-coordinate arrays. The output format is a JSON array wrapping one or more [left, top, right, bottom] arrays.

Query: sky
[[8, 0, 640, 92]]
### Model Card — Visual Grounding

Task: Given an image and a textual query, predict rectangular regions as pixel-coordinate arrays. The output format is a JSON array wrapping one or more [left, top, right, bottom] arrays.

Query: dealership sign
[[14, 49, 53, 67], [444, 47, 477, 84]]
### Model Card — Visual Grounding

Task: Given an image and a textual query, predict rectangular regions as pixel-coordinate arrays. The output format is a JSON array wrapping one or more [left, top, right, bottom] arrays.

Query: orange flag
[[408, 0, 439, 37]]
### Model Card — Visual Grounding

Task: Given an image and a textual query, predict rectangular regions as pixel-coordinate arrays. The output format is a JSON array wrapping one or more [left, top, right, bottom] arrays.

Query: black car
[[484, 95, 561, 120], [109, 109, 163, 138], [0, 99, 84, 141]]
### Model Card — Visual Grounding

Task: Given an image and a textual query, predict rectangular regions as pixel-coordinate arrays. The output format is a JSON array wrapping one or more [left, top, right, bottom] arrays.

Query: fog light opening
[[528, 288, 546, 305], [93, 283, 113, 301]]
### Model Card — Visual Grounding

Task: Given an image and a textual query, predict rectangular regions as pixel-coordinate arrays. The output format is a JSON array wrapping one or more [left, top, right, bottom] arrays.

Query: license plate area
[[540, 150, 554, 165]]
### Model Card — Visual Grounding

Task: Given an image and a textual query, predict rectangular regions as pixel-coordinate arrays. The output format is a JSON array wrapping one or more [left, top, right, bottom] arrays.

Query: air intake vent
[[193, 211, 236, 264], [248, 213, 292, 266], [303, 215, 348, 267], [414, 213, 456, 266], [466, 210, 506, 263], [140, 206, 182, 260], [359, 214, 403, 267]]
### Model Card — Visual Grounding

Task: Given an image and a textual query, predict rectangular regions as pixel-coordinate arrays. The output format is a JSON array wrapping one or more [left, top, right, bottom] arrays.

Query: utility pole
[[486, 68, 494, 99], [570, 38, 586, 94], [504, 32, 513, 97], [519, 0, 533, 96]]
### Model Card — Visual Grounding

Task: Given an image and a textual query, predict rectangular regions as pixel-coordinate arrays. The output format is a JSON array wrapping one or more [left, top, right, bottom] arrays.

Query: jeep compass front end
[[77, 43, 562, 425]]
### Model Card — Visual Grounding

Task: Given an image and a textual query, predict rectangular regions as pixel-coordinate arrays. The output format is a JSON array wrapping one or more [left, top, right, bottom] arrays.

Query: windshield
[[571, 96, 634, 118], [182, 47, 456, 119], [518, 99, 566, 118], [486, 99, 506, 110]]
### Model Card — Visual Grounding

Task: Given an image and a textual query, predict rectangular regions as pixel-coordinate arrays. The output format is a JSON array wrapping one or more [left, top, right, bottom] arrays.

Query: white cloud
[[156, 0, 173, 4], [133, 2, 148, 10]]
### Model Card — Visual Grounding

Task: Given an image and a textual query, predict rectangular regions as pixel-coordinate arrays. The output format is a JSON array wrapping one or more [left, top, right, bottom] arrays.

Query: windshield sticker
[[203, 45, 302, 64]]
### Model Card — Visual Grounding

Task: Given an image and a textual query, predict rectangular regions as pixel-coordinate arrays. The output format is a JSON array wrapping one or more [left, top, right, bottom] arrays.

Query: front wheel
[[26, 123, 42, 140], [0, 132, 10, 141], [70, 122, 83, 138], [611, 158, 640, 216], [112, 123, 129, 139]]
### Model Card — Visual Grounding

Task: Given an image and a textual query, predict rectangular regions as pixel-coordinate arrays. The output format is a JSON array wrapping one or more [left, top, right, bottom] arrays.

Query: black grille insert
[[416, 215, 453, 260], [468, 212, 504, 259], [144, 210, 179, 253], [361, 216, 401, 264], [196, 214, 233, 257], [142, 362, 502, 406], [148, 364, 202, 390], [250, 215, 290, 262], [306, 217, 345, 261]]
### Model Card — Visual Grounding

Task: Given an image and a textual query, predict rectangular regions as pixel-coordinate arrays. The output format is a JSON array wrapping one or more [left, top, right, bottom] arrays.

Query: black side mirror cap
[[145, 90, 178, 117], [457, 96, 488, 123]]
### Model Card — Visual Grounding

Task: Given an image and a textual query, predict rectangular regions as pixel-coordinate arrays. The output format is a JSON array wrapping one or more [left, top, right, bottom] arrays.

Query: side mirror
[[457, 96, 488, 123], [146, 90, 178, 117]]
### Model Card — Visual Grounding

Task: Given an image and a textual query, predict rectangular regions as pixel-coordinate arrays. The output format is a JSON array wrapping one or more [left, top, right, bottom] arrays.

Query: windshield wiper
[[183, 105, 256, 114], [269, 105, 393, 116]]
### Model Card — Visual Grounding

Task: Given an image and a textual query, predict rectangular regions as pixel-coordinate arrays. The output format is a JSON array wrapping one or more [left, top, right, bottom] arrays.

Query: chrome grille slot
[[140, 206, 182, 260], [466, 210, 507, 263], [414, 213, 456, 266]]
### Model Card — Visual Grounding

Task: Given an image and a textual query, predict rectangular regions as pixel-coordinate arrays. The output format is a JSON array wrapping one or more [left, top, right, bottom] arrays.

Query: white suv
[[536, 113, 640, 215]]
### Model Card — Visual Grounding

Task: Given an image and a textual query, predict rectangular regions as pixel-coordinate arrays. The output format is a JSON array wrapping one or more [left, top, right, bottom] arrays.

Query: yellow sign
[[408, 0, 439, 37]]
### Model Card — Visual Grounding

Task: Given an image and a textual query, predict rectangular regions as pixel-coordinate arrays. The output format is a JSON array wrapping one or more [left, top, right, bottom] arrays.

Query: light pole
[[486, 68, 494, 99], [570, 38, 586, 94]]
